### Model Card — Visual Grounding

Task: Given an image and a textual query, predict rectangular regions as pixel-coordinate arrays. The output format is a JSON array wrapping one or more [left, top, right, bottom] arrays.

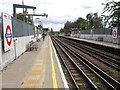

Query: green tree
[[38, 24, 42, 28], [16, 13, 33, 24], [64, 21, 73, 29], [27, 16, 33, 24], [86, 13, 103, 29], [62, 13, 103, 33], [86, 13, 94, 29], [64, 18, 87, 30], [60, 28, 64, 33], [102, 0, 120, 28], [74, 17, 87, 30], [17, 13, 25, 21], [50, 28, 54, 35], [93, 13, 103, 29]]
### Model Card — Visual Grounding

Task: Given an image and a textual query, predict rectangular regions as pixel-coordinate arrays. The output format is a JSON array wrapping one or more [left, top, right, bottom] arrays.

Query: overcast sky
[[0, 0, 119, 31]]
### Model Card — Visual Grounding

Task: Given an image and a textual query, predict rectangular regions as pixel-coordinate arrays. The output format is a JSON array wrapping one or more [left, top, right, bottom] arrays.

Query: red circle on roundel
[[6, 25, 12, 46]]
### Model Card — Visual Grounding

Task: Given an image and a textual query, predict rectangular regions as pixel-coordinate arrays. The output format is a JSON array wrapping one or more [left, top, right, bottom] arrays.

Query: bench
[[29, 41, 38, 51], [37, 38, 41, 42]]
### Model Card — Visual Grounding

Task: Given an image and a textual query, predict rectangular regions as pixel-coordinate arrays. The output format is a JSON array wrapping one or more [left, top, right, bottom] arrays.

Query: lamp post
[[38, 21, 43, 39], [36, 18, 40, 26], [35, 18, 41, 40]]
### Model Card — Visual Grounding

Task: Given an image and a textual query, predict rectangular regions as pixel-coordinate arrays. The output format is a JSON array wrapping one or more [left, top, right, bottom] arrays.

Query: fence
[[79, 28, 120, 44], [80, 28, 112, 35], [13, 18, 34, 37]]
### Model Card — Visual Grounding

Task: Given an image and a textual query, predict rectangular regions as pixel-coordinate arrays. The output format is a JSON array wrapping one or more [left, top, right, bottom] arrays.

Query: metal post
[[36, 18, 40, 40], [36, 18, 38, 39], [33, 9, 35, 37], [12, 17, 17, 60], [13, 6, 16, 18], [14, 39, 17, 60], [22, 0, 24, 14], [117, 11, 120, 45]]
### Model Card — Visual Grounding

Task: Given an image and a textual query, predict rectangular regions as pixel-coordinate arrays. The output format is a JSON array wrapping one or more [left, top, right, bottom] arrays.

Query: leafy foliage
[[86, 13, 103, 29], [62, 13, 103, 32], [64, 21, 73, 30], [102, 0, 120, 28], [37, 24, 42, 29], [16, 13, 33, 24], [50, 28, 54, 34], [74, 17, 87, 30]]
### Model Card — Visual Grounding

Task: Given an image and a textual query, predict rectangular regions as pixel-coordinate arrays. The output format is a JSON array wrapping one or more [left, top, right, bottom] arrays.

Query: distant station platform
[[64, 36, 120, 49], [2, 36, 68, 88]]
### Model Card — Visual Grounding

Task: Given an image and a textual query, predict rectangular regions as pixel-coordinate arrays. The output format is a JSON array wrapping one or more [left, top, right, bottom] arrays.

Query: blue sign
[[5, 34, 12, 38]]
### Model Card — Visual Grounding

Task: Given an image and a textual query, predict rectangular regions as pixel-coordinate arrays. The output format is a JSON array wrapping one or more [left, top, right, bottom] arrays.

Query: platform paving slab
[[1, 40, 43, 88], [21, 36, 64, 88]]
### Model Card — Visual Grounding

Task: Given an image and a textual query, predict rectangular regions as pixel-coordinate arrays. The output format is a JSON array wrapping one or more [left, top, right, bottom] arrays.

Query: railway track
[[58, 36, 120, 71], [51, 36, 120, 90]]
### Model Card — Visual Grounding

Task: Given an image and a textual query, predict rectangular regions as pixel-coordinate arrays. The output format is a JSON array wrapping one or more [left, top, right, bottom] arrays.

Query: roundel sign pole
[[2, 12, 13, 52]]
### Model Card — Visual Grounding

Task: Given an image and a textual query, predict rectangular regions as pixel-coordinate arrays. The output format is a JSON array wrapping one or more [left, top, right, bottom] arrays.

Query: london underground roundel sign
[[2, 12, 13, 52], [112, 27, 118, 38], [5, 25, 12, 46]]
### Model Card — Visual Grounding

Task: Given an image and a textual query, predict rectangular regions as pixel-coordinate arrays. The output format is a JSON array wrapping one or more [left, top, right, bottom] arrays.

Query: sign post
[[2, 12, 13, 52]]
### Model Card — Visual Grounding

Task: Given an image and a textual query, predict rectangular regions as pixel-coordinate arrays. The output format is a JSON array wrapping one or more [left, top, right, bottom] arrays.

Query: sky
[[0, 0, 119, 31]]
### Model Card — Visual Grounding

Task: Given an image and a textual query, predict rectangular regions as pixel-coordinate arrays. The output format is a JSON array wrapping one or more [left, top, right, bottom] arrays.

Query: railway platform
[[65, 36, 120, 49], [1, 36, 68, 89]]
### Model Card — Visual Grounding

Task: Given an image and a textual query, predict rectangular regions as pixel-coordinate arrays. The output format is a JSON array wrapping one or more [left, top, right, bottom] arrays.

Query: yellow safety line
[[49, 40, 58, 88]]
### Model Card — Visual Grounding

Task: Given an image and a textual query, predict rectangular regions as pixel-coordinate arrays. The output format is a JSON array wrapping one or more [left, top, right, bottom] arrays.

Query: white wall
[[15, 36, 33, 58], [79, 34, 119, 44], [0, 35, 34, 70]]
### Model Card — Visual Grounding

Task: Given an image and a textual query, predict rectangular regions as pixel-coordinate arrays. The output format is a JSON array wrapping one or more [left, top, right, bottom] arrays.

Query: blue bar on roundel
[[5, 34, 12, 38]]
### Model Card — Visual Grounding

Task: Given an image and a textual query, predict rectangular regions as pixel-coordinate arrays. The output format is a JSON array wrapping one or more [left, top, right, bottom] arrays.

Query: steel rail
[[59, 37, 120, 71], [52, 38, 79, 89], [54, 37, 120, 90], [52, 37, 98, 90], [55, 38, 118, 90], [60, 36, 120, 61]]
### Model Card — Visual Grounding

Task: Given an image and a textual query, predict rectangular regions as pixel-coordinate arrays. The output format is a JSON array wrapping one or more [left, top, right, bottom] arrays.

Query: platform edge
[[49, 37, 69, 88]]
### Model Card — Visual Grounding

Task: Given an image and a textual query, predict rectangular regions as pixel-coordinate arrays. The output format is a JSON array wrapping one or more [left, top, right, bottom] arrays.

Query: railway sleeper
[[69, 67, 76, 70], [74, 77, 82, 81], [72, 73, 80, 76], [70, 70, 78, 73], [77, 83, 90, 90]]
